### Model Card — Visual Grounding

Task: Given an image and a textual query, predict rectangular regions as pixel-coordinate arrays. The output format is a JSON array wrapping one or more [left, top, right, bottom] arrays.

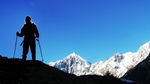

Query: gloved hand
[[16, 32, 20, 36]]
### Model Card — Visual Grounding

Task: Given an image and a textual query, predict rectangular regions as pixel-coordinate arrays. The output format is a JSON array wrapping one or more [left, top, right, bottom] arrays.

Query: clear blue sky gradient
[[1, 0, 150, 63]]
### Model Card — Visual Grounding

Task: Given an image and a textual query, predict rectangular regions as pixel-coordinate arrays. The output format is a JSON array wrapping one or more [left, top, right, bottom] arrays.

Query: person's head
[[25, 16, 31, 24]]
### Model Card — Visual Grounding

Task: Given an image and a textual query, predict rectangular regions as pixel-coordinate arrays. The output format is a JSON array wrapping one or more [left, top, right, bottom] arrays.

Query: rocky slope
[[0, 55, 134, 84]]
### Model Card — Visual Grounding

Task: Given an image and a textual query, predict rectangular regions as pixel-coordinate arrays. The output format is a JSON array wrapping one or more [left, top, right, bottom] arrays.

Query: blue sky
[[0, 0, 150, 63]]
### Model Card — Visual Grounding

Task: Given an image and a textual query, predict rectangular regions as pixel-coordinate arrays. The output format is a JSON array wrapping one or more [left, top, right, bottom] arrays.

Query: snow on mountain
[[88, 53, 135, 77], [48, 52, 91, 76], [123, 53, 150, 84], [48, 41, 150, 78]]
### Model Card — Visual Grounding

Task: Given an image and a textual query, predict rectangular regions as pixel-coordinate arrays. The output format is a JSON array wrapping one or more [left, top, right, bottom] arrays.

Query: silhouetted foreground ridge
[[0, 55, 135, 84]]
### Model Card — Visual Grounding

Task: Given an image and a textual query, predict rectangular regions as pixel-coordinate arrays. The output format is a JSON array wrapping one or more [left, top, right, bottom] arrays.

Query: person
[[16, 16, 39, 61]]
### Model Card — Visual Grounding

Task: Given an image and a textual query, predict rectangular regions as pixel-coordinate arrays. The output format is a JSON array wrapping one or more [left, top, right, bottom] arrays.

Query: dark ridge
[[123, 53, 150, 84], [0, 55, 135, 84]]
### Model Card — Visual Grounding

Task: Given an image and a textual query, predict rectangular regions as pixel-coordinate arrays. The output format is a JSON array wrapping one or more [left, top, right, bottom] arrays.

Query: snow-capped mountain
[[48, 41, 150, 78], [48, 52, 91, 76]]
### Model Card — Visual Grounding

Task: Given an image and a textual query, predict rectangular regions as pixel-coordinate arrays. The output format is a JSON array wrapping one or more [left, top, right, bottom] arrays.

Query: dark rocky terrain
[[0, 55, 135, 84]]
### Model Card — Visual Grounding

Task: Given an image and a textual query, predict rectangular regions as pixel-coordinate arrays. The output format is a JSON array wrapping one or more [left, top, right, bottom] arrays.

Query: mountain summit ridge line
[[48, 41, 150, 78]]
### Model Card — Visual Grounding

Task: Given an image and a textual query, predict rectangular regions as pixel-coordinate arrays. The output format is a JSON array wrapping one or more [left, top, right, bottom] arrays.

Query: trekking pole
[[13, 35, 18, 58], [36, 38, 44, 62]]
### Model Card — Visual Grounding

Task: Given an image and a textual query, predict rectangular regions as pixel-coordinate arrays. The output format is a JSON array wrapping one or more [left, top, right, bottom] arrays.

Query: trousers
[[22, 39, 36, 60]]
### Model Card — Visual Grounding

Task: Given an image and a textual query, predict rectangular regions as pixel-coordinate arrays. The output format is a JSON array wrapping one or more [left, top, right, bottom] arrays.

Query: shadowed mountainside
[[123, 53, 150, 84], [0, 55, 135, 84]]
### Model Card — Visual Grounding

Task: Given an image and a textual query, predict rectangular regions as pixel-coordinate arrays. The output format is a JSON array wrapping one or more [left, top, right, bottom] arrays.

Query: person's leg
[[22, 42, 29, 60], [30, 40, 36, 61]]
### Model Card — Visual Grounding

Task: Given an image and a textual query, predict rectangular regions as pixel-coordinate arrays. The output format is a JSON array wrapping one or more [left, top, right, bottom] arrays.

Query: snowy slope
[[48, 41, 150, 77], [48, 52, 91, 76], [123, 52, 150, 84]]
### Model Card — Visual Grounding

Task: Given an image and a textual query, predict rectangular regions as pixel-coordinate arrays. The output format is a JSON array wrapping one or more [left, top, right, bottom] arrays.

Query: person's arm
[[33, 24, 39, 38], [16, 25, 25, 37]]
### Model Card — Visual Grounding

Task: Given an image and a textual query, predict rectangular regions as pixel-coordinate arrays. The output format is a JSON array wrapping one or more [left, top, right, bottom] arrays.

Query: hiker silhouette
[[16, 16, 39, 60]]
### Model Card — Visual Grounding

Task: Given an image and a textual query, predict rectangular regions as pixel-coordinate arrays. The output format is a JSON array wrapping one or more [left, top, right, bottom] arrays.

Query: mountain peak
[[66, 52, 79, 58], [70, 52, 77, 56], [49, 53, 90, 75], [65, 52, 88, 63]]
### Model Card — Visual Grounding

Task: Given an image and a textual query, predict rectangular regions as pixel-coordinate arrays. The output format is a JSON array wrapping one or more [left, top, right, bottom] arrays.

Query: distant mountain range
[[48, 41, 150, 78]]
